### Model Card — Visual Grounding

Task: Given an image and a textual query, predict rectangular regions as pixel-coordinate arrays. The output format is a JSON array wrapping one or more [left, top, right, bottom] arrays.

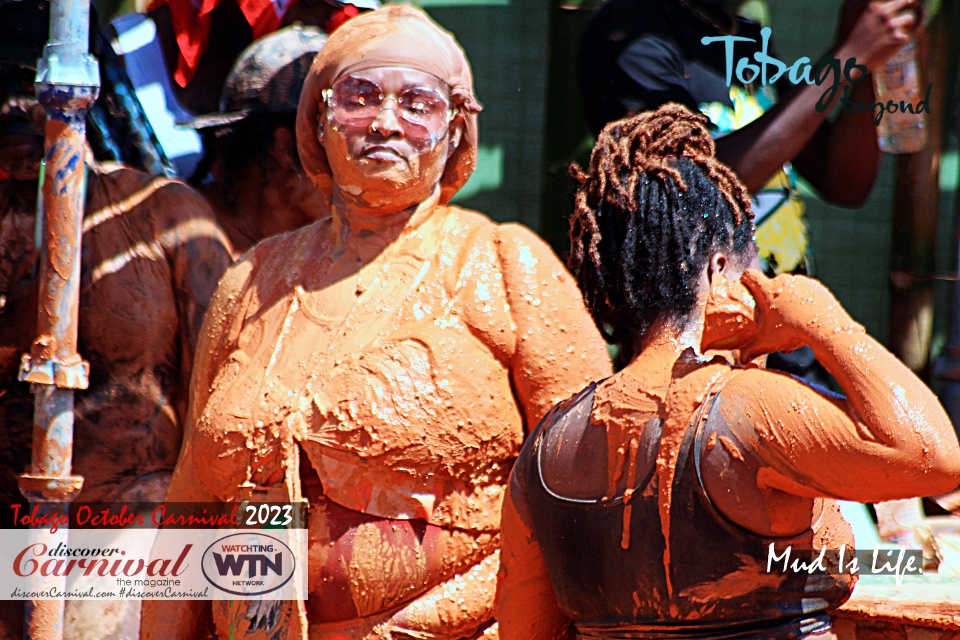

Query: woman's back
[[512, 352, 854, 637], [496, 104, 960, 640]]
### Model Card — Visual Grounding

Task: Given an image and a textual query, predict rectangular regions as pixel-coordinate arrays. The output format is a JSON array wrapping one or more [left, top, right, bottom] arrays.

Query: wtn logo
[[212, 551, 283, 578], [201, 533, 297, 597]]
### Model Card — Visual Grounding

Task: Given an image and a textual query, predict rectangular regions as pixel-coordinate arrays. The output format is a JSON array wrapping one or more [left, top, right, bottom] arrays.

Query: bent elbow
[[924, 444, 960, 496]]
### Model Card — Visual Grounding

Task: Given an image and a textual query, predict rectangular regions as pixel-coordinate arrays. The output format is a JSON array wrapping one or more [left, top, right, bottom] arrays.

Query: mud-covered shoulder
[[227, 217, 332, 306], [89, 165, 214, 225]]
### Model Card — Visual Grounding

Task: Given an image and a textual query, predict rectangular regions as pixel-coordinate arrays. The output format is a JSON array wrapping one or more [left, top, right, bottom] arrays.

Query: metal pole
[[17, 0, 98, 638]]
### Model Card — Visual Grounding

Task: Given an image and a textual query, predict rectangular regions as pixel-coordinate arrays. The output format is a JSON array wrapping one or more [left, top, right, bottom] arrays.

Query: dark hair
[[569, 103, 755, 361], [195, 112, 298, 189]]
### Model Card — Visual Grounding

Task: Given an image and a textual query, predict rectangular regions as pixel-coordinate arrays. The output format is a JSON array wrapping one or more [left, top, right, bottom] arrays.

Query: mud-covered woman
[[141, 6, 611, 639], [496, 104, 960, 640]]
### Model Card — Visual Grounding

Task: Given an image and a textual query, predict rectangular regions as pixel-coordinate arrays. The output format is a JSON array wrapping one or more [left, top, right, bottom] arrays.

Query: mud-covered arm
[[140, 257, 253, 640], [715, 271, 960, 502], [497, 469, 573, 640], [496, 223, 612, 432], [163, 253, 258, 505]]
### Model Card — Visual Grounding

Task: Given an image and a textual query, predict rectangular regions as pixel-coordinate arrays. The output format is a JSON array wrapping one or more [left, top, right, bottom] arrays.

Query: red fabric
[[324, 5, 358, 34], [237, 0, 283, 39], [149, 0, 297, 87]]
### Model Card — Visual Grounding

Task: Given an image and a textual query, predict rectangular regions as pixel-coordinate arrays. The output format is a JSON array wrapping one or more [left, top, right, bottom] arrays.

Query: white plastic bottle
[[871, 39, 927, 154]]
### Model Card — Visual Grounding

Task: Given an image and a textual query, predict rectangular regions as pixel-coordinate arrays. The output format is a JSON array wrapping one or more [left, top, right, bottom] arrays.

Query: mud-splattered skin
[[142, 8, 612, 638], [497, 269, 960, 640], [0, 163, 232, 640], [0, 164, 233, 505], [146, 197, 610, 639]]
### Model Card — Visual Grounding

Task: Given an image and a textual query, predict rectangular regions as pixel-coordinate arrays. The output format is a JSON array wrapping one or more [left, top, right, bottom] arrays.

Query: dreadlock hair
[[569, 103, 755, 364]]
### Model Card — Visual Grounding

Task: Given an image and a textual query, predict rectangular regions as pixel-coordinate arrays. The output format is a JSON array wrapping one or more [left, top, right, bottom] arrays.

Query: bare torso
[[301, 473, 498, 626]]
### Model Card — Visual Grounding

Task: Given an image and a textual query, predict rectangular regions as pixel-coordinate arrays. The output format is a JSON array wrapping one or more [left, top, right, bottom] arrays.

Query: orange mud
[[702, 271, 960, 505], [1, 162, 232, 504], [497, 268, 960, 640], [0, 163, 232, 640], [296, 5, 483, 208], [149, 197, 608, 639], [145, 9, 610, 637]]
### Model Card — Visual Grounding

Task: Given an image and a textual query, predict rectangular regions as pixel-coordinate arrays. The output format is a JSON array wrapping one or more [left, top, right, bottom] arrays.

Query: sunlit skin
[[207, 68, 461, 258], [321, 66, 460, 216], [144, 61, 611, 639], [0, 78, 233, 640], [494, 98, 960, 637], [497, 255, 960, 640]]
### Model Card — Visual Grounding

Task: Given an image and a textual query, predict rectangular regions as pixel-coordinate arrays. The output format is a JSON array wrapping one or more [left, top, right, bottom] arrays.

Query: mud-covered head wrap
[[296, 4, 482, 204]]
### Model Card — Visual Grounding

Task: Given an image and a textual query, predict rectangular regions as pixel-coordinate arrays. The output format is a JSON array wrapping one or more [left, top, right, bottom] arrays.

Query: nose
[[369, 97, 404, 137]]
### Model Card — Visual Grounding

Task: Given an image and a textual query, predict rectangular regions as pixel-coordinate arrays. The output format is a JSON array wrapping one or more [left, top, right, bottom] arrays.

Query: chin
[[357, 163, 428, 192], [361, 159, 411, 177], [363, 179, 434, 211]]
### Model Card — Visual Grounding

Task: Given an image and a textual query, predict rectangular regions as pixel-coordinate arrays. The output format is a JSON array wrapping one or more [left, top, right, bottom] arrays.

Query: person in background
[[110, 0, 378, 179], [496, 104, 960, 640], [578, 0, 918, 377], [187, 24, 331, 257], [0, 1, 234, 638]]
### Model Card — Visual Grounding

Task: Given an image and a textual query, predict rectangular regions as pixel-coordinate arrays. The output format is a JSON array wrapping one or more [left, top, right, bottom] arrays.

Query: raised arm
[[706, 270, 960, 507], [715, 0, 916, 202], [495, 223, 612, 432], [497, 471, 573, 640]]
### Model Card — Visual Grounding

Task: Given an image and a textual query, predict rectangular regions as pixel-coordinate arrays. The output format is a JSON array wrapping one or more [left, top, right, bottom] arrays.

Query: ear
[[709, 249, 756, 281], [708, 252, 729, 278], [446, 117, 464, 160]]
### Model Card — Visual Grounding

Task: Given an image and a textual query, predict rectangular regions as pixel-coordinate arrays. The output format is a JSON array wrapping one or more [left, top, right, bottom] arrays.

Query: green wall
[[405, 0, 551, 232], [767, 0, 959, 358]]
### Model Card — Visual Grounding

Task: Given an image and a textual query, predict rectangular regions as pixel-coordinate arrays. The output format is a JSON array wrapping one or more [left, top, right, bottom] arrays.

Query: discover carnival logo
[[201, 533, 296, 597], [1, 527, 306, 600]]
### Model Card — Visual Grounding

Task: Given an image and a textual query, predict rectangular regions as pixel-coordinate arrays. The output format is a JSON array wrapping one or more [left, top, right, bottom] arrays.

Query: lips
[[359, 145, 407, 163]]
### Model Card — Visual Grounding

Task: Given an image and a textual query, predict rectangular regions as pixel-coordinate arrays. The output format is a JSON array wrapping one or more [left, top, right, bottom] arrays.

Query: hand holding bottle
[[835, 0, 920, 72]]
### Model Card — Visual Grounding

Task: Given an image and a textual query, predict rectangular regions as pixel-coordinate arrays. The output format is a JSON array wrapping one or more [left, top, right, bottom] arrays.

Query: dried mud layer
[[834, 577, 960, 639]]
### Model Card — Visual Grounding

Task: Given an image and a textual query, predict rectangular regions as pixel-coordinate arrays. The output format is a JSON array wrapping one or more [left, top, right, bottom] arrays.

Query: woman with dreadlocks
[[495, 104, 960, 640]]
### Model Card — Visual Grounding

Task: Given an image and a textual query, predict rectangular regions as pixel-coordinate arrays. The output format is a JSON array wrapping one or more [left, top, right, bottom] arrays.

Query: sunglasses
[[322, 75, 457, 137]]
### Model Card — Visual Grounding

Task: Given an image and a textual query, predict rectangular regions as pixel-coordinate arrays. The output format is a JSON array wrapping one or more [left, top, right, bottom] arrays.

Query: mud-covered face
[[0, 67, 45, 181], [319, 65, 461, 211]]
